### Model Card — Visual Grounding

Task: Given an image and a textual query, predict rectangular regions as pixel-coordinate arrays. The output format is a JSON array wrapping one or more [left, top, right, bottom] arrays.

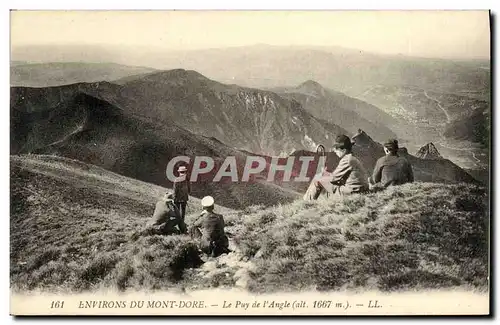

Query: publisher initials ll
[[368, 300, 381, 308]]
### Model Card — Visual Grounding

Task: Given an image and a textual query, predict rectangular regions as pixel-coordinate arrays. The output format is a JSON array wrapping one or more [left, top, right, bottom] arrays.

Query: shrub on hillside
[[102, 235, 203, 291]]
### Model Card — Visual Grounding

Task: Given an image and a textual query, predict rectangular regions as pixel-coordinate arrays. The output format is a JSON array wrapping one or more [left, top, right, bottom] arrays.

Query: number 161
[[50, 301, 64, 309]]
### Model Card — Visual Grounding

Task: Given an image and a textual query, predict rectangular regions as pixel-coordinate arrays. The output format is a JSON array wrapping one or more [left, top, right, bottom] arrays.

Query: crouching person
[[136, 192, 188, 239], [190, 196, 230, 257]]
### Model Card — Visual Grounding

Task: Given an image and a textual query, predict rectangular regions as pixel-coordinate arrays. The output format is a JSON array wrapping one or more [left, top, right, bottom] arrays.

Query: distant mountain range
[[13, 68, 373, 157], [10, 44, 490, 155], [11, 67, 480, 208], [10, 60, 406, 146], [11, 44, 490, 97], [10, 62, 156, 87]]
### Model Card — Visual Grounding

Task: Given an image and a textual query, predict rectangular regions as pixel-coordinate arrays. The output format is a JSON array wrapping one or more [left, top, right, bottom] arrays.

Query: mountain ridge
[[10, 85, 303, 209], [10, 69, 481, 208], [273, 80, 398, 142], [87, 69, 350, 157]]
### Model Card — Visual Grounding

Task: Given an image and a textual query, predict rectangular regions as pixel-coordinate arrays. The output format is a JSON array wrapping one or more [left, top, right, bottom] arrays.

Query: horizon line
[[10, 42, 491, 61]]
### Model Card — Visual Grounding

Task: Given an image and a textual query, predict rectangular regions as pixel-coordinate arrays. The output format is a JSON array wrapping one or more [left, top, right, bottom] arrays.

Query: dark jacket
[[192, 210, 230, 256], [369, 153, 414, 188], [330, 153, 369, 193], [193, 210, 227, 242], [173, 177, 191, 202]]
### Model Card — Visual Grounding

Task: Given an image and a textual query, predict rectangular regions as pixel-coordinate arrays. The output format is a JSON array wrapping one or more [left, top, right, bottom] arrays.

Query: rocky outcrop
[[416, 143, 443, 160]]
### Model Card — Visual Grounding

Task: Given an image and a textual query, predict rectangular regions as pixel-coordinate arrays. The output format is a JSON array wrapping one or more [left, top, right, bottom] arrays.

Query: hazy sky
[[11, 10, 490, 59]]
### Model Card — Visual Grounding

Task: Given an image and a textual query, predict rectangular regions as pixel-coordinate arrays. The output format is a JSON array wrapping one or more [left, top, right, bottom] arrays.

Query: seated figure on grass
[[303, 134, 370, 200], [368, 139, 414, 189], [135, 192, 188, 238], [189, 196, 230, 258]]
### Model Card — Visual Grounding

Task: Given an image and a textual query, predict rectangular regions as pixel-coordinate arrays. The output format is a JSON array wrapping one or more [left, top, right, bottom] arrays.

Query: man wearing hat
[[304, 134, 369, 200], [173, 165, 191, 223], [369, 139, 414, 188], [190, 196, 230, 257], [142, 192, 188, 236]]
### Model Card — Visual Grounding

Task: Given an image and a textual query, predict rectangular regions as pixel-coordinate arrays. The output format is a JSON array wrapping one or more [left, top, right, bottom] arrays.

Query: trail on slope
[[43, 107, 88, 149], [471, 152, 481, 164], [423, 90, 451, 123]]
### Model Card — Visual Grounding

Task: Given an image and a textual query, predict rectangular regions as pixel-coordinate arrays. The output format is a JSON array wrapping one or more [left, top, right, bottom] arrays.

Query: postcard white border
[[2, 1, 497, 324]]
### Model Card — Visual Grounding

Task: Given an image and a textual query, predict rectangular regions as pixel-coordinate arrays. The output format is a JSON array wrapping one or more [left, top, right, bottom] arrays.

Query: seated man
[[304, 134, 369, 200], [143, 192, 188, 236], [369, 139, 414, 188], [190, 196, 230, 257]]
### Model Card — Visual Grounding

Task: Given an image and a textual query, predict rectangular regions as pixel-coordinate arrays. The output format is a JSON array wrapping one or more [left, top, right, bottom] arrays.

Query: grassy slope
[[11, 155, 489, 294], [10, 155, 233, 293], [233, 183, 489, 293]]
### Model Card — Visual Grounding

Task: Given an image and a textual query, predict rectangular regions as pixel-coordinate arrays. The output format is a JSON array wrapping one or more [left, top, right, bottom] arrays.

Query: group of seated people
[[303, 134, 414, 200], [139, 133, 414, 258]]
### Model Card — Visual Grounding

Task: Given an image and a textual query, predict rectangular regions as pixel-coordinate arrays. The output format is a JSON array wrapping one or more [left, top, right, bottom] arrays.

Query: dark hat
[[384, 139, 399, 151], [333, 134, 354, 149]]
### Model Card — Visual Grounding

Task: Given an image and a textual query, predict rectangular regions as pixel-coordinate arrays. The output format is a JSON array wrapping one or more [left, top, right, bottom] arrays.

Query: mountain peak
[[296, 80, 327, 97], [139, 69, 210, 84], [300, 79, 322, 88], [158, 68, 208, 79], [416, 142, 443, 159], [352, 129, 375, 145]]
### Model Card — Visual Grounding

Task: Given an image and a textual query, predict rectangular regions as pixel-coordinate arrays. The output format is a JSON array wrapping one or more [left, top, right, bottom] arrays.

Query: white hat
[[178, 166, 188, 172], [201, 196, 215, 208]]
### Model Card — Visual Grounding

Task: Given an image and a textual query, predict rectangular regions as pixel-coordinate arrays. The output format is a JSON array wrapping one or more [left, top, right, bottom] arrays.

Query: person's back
[[148, 194, 187, 234], [370, 139, 414, 188], [192, 196, 230, 257], [372, 154, 413, 187], [196, 210, 226, 242]]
